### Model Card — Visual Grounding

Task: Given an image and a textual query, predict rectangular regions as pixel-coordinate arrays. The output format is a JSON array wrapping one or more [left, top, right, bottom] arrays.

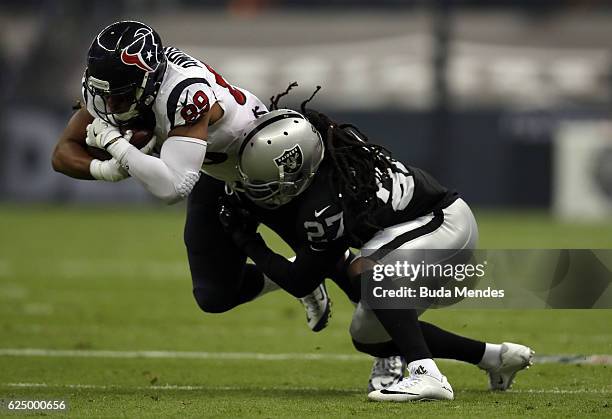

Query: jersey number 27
[[304, 212, 345, 244]]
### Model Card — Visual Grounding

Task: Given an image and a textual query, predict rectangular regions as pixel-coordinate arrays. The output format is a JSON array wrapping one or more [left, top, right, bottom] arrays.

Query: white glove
[[86, 118, 131, 149], [89, 158, 130, 182], [138, 135, 158, 156], [88, 137, 155, 182]]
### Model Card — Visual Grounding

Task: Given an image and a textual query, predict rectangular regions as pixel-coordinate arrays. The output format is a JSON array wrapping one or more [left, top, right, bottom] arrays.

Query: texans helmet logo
[[120, 28, 159, 72], [274, 145, 303, 174]]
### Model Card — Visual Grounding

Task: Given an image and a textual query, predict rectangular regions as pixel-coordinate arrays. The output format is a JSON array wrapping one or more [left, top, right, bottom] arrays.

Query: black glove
[[217, 195, 260, 249]]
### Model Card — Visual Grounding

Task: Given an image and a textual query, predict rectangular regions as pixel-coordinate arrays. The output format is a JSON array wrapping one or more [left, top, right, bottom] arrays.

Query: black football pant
[[184, 175, 358, 313], [184, 175, 266, 313], [349, 200, 486, 365]]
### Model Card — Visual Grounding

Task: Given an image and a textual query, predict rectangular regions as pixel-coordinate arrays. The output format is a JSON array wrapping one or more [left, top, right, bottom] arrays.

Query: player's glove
[[88, 131, 156, 182], [86, 118, 132, 150], [217, 195, 260, 249], [89, 157, 130, 182], [139, 135, 158, 156]]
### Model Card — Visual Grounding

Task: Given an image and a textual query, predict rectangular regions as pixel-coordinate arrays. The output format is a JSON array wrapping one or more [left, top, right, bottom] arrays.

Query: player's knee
[[349, 302, 401, 356], [192, 287, 237, 314], [347, 257, 376, 279], [349, 302, 391, 343], [352, 339, 400, 358]]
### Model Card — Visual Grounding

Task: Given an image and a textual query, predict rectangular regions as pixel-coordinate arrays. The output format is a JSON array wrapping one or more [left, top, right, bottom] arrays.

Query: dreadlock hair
[[299, 87, 407, 245], [265, 83, 407, 244], [269, 81, 298, 110]]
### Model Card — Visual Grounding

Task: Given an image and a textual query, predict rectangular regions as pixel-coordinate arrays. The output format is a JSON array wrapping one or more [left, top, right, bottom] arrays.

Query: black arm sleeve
[[236, 232, 347, 298]]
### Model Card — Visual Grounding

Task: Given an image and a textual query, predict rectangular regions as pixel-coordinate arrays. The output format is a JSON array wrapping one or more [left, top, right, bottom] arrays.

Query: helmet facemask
[[240, 164, 316, 209], [86, 72, 149, 127]]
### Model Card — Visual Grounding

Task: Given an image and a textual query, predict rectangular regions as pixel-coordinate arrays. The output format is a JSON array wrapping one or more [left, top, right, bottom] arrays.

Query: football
[[86, 128, 155, 161]]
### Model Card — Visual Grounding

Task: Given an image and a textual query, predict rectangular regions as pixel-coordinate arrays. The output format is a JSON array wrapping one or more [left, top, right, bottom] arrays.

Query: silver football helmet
[[238, 109, 324, 209]]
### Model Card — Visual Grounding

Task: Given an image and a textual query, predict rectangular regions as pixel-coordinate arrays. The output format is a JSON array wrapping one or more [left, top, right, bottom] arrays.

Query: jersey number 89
[[181, 90, 210, 123]]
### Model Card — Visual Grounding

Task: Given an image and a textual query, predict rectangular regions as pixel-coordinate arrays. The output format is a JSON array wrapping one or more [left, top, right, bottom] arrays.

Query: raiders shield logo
[[273, 145, 303, 174]]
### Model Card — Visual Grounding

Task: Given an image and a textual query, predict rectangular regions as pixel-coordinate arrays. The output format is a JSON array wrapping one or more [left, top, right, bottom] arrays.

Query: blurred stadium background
[[0, 1, 611, 416], [1, 0, 611, 218]]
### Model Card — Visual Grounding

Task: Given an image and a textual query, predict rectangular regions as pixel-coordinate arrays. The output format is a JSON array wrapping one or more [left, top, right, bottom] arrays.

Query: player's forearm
[[122, 148, 199, 204], [238, 234, 328, 298], [107, 135, 207, 204], [51, 141, 95, 180]]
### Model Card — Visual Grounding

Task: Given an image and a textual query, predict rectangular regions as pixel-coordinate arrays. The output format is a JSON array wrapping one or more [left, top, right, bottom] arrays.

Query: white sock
[[255, 255, 296, 299], [257, 277, 280, 298], [478, 343, 502, 370], [407, 358, 442, 380]]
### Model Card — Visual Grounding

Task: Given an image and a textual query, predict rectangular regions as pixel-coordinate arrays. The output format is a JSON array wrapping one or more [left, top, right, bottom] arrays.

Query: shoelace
[[392, 375, 423, 391]]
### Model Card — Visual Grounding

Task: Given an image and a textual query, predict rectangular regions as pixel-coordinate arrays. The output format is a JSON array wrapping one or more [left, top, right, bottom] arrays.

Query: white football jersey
[[84, 46, 267, 183]]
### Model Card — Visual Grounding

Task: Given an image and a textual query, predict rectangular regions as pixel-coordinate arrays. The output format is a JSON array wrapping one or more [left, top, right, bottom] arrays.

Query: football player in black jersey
[[218, 105, 534, 401]]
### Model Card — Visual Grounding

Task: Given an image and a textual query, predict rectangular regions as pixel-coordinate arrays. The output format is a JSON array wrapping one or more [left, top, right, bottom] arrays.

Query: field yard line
[[0, 348, 610, 365], [0, 348, 366, 361], [511, 389, 612, 395], [0, 258, 188, 280], [2, 382, 362, 393], [1, 382, 610, 395], [56, 259, 187, 280]]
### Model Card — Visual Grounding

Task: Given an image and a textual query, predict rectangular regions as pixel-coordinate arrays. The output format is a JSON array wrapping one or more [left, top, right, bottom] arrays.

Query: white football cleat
[[368, 373, 454, 402], [299, 282, 331, 332], [485, 342, 534, 391], [367, 356, 405, 392]]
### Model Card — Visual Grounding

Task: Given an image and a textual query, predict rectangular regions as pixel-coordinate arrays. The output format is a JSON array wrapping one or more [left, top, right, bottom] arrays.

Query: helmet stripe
[[238, 112, 305, 156]]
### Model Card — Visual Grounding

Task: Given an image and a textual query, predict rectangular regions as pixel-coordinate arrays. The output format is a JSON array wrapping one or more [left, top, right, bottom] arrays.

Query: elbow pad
[[158, 136, 207, 202], [174, 171, 200, 201]]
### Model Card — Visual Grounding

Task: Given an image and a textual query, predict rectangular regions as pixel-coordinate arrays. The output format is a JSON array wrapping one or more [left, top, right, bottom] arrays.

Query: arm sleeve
[[236, 232, 348, 298], [107, 135, 206, 204]]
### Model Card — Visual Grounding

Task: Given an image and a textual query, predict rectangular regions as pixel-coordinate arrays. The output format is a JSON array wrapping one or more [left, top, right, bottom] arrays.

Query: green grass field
[[0, 206, 611, 417]]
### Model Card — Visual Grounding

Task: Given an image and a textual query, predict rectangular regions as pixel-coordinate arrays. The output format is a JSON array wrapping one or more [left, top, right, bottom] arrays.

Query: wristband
[[106, 137, 132, 164]]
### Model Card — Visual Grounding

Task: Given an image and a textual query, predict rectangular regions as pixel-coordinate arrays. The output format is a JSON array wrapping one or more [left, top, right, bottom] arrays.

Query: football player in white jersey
[[51, 21, 332, 332]]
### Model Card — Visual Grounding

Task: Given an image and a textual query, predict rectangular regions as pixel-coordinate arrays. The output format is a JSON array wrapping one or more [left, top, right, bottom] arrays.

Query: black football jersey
[[246, 156, 457, 251], [237, 154, 457, 298]]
